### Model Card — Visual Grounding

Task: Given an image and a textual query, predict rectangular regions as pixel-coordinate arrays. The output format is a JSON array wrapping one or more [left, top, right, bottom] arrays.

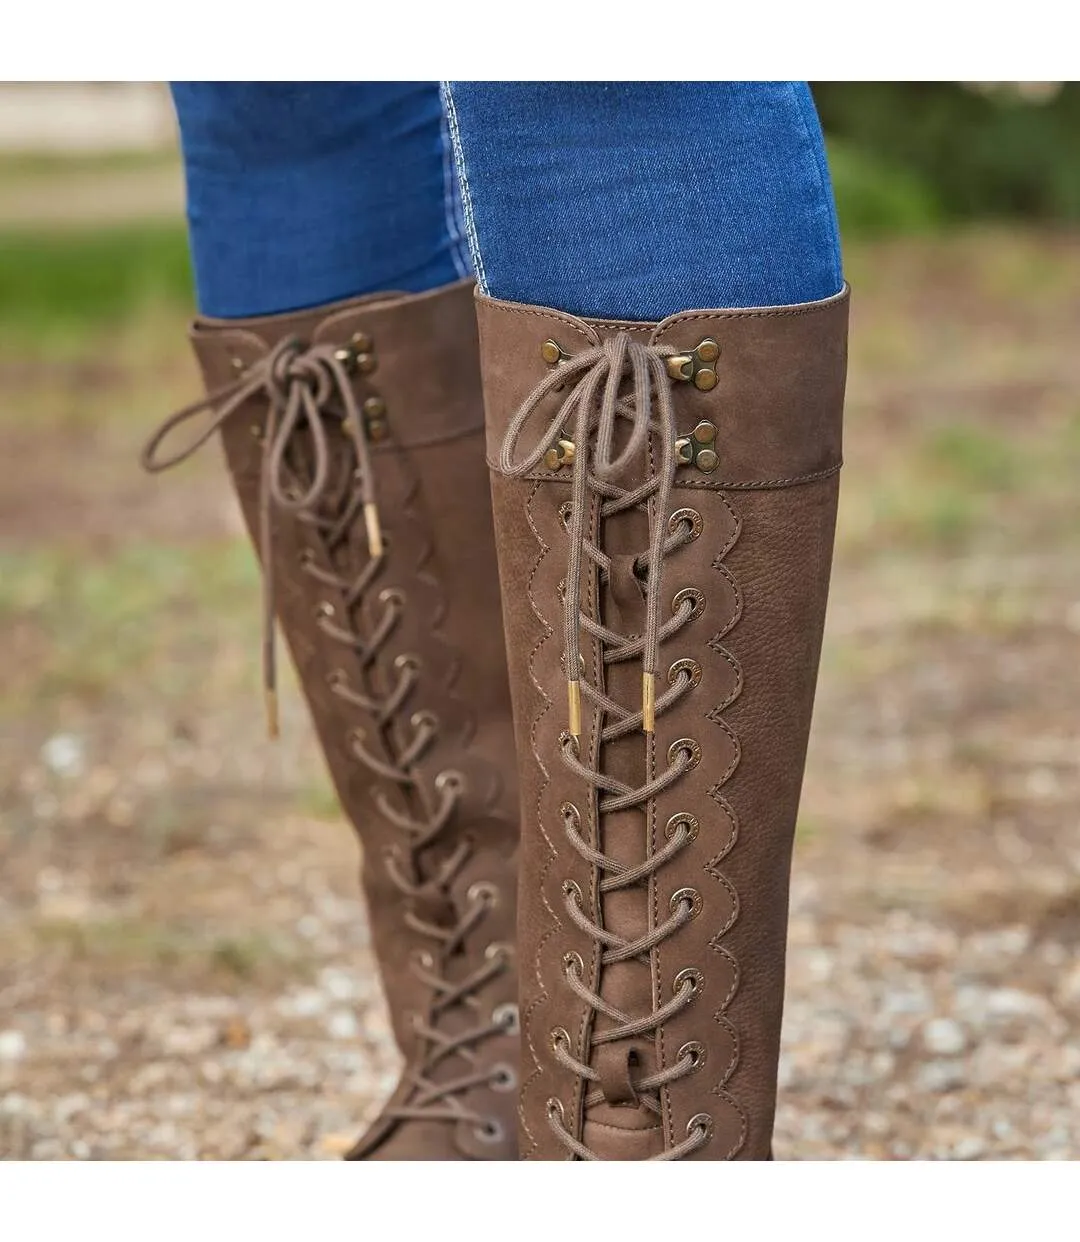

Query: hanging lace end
[[265, 687, 280, 740], [567, 678, 582, 741], [363, 501, 384, 559], [642, 671, 657, 734]]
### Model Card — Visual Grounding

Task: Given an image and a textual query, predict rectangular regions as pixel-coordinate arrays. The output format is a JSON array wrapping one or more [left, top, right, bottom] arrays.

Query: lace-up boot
[[143, 281, 519, 1160], [478, 287, 848, 1159]]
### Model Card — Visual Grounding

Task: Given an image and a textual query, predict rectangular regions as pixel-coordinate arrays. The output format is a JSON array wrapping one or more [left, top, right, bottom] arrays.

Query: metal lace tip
[[265, 688, 280, 740], [642, 672, 657, 734], [363, 502, 384, 559], [567, 678, 582, 740]]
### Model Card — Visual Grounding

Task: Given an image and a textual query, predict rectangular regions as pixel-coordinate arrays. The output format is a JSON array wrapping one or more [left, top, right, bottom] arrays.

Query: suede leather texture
[[189, 281, 520, 1160], [478, 287, 848, 1159]]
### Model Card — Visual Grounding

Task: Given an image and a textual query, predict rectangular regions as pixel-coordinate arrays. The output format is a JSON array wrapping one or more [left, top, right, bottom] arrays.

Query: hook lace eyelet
[[492, 1002, 519, 1033]]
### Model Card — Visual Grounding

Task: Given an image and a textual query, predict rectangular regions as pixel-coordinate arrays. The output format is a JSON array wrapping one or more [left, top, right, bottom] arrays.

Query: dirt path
[[1, 230, 1078, 1159]]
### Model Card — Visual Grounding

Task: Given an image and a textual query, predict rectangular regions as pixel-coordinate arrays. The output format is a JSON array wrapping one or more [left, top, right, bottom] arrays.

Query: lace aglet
[[567, 678, 582, 741], [363, 502, 384, 559], [265, 687, 280, 740], [642, 672, 656, 734]]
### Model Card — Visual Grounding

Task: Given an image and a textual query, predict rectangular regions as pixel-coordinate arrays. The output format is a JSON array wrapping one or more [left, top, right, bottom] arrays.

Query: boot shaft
[[478, 288, 848, 1159]]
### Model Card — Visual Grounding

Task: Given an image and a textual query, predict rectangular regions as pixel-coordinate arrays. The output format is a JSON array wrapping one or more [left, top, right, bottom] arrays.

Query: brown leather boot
[[477, 286, 848, 1159], [142, 281, 519, 1160]]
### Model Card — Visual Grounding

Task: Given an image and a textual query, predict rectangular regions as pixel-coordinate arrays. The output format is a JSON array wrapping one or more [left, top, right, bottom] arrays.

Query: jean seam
[[440, 81, 489, 295], [788, 82, 844, 295], [439, 104, 472, 281]]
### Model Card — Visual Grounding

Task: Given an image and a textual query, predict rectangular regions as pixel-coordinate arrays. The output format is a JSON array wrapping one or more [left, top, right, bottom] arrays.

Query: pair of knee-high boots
[[143, 277, 848, 1160]]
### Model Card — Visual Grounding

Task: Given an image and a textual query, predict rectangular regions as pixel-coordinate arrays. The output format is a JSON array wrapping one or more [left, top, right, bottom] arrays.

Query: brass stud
[[231, 357, 245, 373], [352, 331, 373, 353], [363, 396, 386, 418], [696, 338, 720, 364], [540, 339, 566, 365], [674, 420, 719, 474], [355, 352, 377, 375], [694, 368, 718, 392]]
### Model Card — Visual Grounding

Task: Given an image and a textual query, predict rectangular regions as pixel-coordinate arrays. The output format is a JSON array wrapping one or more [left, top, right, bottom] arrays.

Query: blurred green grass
[[0, 221, 192, 342]]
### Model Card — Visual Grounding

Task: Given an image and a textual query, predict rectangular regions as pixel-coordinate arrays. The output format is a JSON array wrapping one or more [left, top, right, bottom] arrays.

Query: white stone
[[41, 733, 85, 778], [0, 1030, 27, 1061], [922, 1017, 968, 1057], [327, 1010, 360, 1041]]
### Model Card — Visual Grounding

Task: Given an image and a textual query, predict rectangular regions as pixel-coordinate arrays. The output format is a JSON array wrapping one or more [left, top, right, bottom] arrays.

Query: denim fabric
[[172, 82, 842, 322], [170, 82, 470, 318], [443, 81, 843, 320]]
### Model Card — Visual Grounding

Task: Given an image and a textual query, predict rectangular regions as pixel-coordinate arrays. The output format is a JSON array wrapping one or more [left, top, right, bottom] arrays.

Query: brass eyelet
[[677, 1040, 706, 1070], [394, 652, 421, 674], [670, 887, 703, 919], [562, 879, 583, 905], [467, 881, 499, 908], [489, 1063, 517, 1093], [546, 1097, 565, 1123], [297, 547, 316, 567], [672, 587, 706, 619], [669, 507, 703, 541], [248, 423, 263, 441], [314, 600, 336, 619], [493, 1002, 519, 1033], [665, 812, 700, 843], [559, 731, 581, 759], [560, 801, 581, 827], [326, 668, 348, 691], [473, 1117, 504, 1144], [673, 967, 703, 998], [484, 941, 513, 963], [668, 657, 702, 688], [688, 1112, 714, 1141], [435, 769, 465, 795], [558, 501, 573, 529], [667, 738, 702, 770], [410, 709, 438, 733], [550, 1027, 571, 1053], [378, 587, 405, 608], [411, 948, 434, 970], [563, 950, 584, 978]]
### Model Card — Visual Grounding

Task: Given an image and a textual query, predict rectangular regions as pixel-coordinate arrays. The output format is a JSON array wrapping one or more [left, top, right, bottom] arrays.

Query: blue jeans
[[171, 82, 842, 321]]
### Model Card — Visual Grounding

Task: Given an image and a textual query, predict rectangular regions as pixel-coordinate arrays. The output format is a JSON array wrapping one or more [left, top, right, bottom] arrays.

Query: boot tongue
[[582, 510, 663, 1157]]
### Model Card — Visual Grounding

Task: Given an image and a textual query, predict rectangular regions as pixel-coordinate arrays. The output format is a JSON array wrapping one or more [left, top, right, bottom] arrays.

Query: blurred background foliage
[[814, 81, 1080, 236]]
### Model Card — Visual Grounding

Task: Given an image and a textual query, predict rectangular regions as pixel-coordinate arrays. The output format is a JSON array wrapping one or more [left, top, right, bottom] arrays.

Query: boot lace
[[142, 335, 511, 1136], [500, 333, 710, 1159]]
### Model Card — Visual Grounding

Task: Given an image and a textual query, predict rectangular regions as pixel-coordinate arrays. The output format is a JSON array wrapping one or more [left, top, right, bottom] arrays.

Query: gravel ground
[[1, 228, 1078, 1160]]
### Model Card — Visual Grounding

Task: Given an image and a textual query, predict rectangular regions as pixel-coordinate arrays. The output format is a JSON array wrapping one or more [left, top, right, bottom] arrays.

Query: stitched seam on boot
[[705, 493, 748, 1159], [520, 480, 558, 1159]]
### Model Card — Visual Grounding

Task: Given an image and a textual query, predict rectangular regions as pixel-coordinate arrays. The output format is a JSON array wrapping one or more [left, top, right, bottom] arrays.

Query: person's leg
[[443, 80, 841, 319], [170, 81, 470, 316], [446, 81, 847, 1160], [144, 84, 518, 1161]]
